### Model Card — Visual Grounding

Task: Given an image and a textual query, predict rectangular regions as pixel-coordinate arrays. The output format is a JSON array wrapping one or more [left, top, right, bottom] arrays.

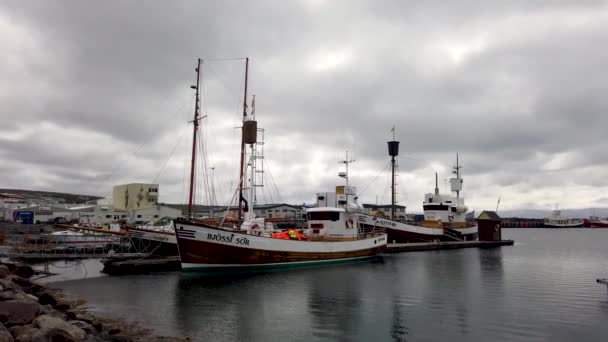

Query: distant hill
[[0, 188, 102, 204], [497, 208, 608, 219]]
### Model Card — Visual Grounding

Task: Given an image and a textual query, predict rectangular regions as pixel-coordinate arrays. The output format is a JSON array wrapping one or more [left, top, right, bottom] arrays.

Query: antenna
[[451, 153, 463, 199], [338, 150, 356, 187]]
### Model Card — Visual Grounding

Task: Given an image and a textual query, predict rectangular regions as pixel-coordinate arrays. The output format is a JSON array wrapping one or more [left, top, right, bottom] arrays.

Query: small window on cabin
[[429, 198, 433, 203], [153, 215, 159, 218], [318, 196, 325, 201], [121, 215, 127, 218], [307, 211, 340, 221], [137, 215, 142, 218], [338, 200, 347, 205], [105, 215, 111, 218]]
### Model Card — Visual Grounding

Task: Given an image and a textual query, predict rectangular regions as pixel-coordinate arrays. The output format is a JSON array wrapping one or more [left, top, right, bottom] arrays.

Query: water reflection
[[51, 230, 608, 342]]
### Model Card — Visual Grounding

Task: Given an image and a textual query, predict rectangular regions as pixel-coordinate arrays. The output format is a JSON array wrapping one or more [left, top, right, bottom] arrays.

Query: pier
[[385, 240, 514, 253]]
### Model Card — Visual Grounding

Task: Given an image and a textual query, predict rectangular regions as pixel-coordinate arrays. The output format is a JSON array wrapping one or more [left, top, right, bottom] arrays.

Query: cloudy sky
[[1, 1, 608, 212]]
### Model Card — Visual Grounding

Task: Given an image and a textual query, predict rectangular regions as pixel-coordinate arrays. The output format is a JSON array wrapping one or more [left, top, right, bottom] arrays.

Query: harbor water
[[49, 229, 608, 341]]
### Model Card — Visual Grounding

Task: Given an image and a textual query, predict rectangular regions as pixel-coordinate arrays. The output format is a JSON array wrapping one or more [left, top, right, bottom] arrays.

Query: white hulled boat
[[353, 154, 478, 243], [544, 208, 583, 228]]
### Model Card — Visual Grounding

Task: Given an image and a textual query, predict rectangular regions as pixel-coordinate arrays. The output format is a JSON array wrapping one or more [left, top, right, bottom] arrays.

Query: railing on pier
[[0, 229, 158, 260]]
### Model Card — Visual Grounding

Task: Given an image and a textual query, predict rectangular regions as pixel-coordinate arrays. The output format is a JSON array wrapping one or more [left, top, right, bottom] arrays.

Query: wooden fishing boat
[[174, 58, 386, 273]]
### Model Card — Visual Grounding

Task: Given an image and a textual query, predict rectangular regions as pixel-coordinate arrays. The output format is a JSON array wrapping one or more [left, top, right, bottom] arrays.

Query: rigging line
[[181, 126, 190, 205], [203, 62, 246, 108], [203, 57, 248, 62], [265, 160, 283, 203], [152, 125, 188, 184], [97, 96, 190, 191], [357, 160, 392, 197], [199, 127, 213, 207]]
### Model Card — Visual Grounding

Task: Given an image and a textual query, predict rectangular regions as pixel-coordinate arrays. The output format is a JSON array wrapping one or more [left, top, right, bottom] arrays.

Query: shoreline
[[0, 261, 190, 341]]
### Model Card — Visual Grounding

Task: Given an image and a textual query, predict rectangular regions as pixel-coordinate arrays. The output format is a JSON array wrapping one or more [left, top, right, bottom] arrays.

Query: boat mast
[[453, 153, 462, 199], [387, 127, 400, 220], [434, 172, 439, 196], [238, 57, 249, 221], [188, 58, 202, 216], [339, 151, 355, 187]]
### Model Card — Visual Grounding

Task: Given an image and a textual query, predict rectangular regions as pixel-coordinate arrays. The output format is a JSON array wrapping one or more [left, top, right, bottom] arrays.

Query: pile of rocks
[[0, 262, 189, 342]]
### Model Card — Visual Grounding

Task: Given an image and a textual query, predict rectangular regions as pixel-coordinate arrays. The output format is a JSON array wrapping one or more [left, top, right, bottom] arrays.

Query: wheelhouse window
[[307, 211, 340, 221]]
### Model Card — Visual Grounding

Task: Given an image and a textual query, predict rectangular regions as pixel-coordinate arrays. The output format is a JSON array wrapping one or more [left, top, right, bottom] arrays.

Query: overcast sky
[[1, 1, 608, 212]]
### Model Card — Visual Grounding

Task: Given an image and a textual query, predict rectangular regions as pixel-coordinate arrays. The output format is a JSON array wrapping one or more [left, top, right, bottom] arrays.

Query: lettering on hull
[[206, 232, 250, 246]]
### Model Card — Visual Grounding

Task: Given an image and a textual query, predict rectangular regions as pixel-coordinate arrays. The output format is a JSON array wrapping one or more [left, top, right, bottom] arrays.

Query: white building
[[112, 183, 159, 211], [73, 204, 181, 226]]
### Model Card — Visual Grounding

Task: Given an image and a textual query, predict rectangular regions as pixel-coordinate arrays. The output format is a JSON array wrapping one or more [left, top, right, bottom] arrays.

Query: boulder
[[0, 279, 20, 292], [0, 330, 13, 342], [0, 291, 38, 304], [55, 302, 71, 311], [37, 292, 57, 306], [69, 321, 96, 335], [9, 278, 33, 293], [0, 301, 40, 326], [0, 264, 15, 273], [104, 336, 131, 342], [0, 266, 10, 279], [11, 327, 45, 342], [33, 315, 86, 341], [83, 335, 105, 342], [13, 266, 34, 280], [0, 322, 10, 342], [39, 305, 66, 321]]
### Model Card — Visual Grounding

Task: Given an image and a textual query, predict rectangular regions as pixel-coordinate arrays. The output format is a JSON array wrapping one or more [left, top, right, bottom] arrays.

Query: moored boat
[[174, 58, 387, 273], [543, 208, 583, 228], [588, 216, 608, 228], [353, 150, 478, 242], [174, 209, 386, 272], [125, 224, 178, 256]]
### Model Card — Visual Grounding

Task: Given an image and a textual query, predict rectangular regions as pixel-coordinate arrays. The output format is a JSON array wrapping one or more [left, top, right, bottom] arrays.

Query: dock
[[385, 240, 514, 253]]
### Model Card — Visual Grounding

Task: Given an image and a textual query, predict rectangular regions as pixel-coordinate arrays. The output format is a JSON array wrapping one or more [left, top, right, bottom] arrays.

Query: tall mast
[[387, 127, 399, 221], [452, 153, 462, 199], [188, 58, 202, 216], [434, 172, 439, 196], [238, 57, 249, 221]]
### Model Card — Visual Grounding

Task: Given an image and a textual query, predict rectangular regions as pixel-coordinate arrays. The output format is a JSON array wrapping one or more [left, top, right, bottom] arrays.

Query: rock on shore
[[0, 263, 190, 342]]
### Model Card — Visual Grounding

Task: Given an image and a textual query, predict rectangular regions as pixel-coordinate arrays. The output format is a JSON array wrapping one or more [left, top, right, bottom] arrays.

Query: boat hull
[[543, 223, 584, 228], [385, 227, 478, 243], [589, 221, 608, 228], [127, 227, 178, 256], [358, 215, 478, 243], [174, 220, 386, 272]]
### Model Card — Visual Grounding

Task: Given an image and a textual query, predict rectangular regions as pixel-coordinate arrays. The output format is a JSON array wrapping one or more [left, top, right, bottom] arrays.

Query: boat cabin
[[306, 207, 358, 238]]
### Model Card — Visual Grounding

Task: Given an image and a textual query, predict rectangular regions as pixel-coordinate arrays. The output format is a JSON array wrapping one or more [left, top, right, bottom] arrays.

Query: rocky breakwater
[[0, 262, 189, 342]]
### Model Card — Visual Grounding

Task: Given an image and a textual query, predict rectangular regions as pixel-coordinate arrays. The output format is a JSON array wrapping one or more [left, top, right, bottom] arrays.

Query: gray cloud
[[1, 1, 608, 211]]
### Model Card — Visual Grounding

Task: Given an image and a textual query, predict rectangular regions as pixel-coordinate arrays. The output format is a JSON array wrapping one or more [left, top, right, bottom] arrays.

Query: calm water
[[49, 229, 608, 341]]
